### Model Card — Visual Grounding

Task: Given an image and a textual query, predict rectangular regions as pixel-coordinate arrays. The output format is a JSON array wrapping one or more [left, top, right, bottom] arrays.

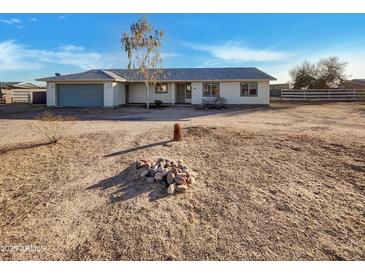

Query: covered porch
[[126, 82, 192, 105]]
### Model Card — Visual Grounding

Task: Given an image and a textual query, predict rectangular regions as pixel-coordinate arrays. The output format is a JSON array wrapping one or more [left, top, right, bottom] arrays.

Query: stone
[[147, 177, 155, 183], [140, 169, 149, 177], [162, 168, 169, 176], [160, 180, 168, 187], [182, 167, 189, 173], [154, 172, 163, 181], [174, 175, 186, 185], [167, 183, 176, 195], [187, 177, 195, 185], [166, 171, 175, 184], [177, 163, 184, 170], [176, 172, 188, 178], [157, 165, 164, 173], [149, 168, 156, 177], [177, 159, 184, 164], [164, 162, 170, 168], [170, 167, 178, 174], [176, 183, 188, 192]]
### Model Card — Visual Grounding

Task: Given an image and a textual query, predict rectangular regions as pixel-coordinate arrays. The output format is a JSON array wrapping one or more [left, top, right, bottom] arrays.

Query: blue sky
[[1, 13, 365, 83]]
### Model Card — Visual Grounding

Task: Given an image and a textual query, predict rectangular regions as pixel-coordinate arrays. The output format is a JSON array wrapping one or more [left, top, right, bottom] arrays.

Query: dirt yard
[[0, 101, 364, 260]]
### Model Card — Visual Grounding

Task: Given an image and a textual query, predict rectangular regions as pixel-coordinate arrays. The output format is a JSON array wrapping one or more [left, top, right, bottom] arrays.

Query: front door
[[176, 84, 185, 103]]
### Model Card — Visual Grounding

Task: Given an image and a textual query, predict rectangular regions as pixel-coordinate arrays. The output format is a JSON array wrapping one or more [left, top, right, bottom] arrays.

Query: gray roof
[[37, 70, 119, 82], [1, 81, 21, 87], [1, 81, 42, 89], [37, 67, 276, 82]]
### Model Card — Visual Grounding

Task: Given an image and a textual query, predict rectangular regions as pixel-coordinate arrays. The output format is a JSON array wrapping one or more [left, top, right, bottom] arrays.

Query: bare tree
[[121, 16, 164, 109], [316, 57, 348, 88]]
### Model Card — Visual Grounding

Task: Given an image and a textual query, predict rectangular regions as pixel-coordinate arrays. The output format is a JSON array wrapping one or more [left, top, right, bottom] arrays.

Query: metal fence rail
[[281, 89, 365, 101]]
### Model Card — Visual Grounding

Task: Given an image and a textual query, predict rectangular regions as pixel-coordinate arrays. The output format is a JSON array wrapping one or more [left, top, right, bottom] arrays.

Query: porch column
[[171, 83, 175, 106], [47, 82, 56, 106]]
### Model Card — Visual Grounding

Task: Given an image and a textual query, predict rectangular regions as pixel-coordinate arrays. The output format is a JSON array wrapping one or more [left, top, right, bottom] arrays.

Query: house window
[[155, 83, 168, 93], [240, 82, 258, 96], [186, 83, 192, 99], [203, 83, 220, 97]]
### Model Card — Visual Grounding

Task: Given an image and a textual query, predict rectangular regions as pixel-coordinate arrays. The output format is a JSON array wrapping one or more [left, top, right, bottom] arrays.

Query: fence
[[281, 89, 365, 101], [1, 89, 46, 104]]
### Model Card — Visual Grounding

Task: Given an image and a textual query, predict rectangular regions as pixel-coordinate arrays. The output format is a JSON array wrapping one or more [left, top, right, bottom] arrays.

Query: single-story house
[[36, 67, 276, 107]]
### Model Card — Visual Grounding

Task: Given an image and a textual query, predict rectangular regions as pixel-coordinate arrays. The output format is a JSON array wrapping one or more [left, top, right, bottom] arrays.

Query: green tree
[[290, 61, 318, 89], [290, 56, 347, 89], [121, 16, 164, 109]]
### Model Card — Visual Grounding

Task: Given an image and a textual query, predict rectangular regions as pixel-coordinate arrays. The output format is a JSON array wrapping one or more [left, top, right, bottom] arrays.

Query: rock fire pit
[[135, 158, 195, 195]]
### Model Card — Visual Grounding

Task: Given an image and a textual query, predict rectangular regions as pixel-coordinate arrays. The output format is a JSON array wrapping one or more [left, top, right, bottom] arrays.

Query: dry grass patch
[[0, 125, 364, 260]]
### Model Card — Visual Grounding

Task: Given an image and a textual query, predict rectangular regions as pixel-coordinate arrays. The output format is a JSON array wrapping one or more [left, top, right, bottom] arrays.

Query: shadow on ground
[[104, 140, 173, 157], [87, 163, 167, 202]]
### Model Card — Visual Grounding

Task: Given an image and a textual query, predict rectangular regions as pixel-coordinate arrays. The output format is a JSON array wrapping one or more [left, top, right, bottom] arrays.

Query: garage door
[[57, 84, 104, 107]]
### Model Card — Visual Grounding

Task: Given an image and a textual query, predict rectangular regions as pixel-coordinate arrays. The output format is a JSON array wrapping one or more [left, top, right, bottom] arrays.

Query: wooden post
[[173, 123, 182, 141]]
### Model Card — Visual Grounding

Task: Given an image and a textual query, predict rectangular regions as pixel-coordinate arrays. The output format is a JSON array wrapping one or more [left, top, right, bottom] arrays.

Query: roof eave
[[126, 78, 276, 82], [36, 78, 127, 82]]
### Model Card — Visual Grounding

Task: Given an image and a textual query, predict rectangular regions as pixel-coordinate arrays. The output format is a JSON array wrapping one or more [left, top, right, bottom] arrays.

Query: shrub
[[155, 100, 163, 108], [201, 97, 226, 109], [28, 111, 76, 144]]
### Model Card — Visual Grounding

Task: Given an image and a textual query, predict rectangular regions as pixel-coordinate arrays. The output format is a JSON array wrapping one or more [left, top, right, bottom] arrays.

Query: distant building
[[270, 83, 290, 97], [270, 83, 290, 90], [0, 82, 46, 104], [0, 81, 42, 89]]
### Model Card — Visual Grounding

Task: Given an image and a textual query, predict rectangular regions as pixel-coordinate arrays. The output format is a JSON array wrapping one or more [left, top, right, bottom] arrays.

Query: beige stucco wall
[[47, 82, 56, 106], [104, 82, 126, 107], [113, 82, 126, 106], [192, 81, 270, 105], [103, 82, 113, 107]]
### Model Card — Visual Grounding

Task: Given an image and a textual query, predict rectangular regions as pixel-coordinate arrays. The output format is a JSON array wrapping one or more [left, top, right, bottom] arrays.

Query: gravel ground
[[0, 101, 364, 260]]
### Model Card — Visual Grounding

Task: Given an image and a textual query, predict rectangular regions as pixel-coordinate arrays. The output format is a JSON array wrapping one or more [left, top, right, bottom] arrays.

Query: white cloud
[[184, 41, 291, 62], [161, 52, 179, 59], [0, 40, 122, 72], [183, 40, 365, 83], [1, 18, 21, 25], [0, 40, 40, 71]]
